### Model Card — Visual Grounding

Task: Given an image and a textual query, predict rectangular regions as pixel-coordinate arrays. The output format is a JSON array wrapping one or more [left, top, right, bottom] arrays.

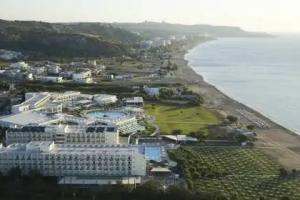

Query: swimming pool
[[144, 147, 161, 162], [87, 111, 127, 119]]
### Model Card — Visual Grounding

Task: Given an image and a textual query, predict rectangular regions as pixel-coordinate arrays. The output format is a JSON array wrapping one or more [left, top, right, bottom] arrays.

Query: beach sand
[[171, 40, 300, 169]]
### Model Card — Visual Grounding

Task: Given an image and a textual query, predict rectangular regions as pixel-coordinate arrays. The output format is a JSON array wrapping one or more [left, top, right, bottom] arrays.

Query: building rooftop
[[123, 97, 144, 103], [0, 111, 60, 127], [1, 142, 141, 155], [7, 125, 118, 135]]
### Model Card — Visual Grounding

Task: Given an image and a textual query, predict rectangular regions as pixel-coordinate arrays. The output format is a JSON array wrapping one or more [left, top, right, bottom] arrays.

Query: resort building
[[45, 103, 63, 114], [123, 97, 144, 107], [51, 91, 81, 105], [143, 86, 160, 97], [9, 61, 30, 70], [0, 142, 146, 182], [88, 60, 97, 66], [30, 67, 46, 75], [94, 94, 118, 105], [47, 65, 61, 74], [87, 112, 144, 134], [0, 111, 89, 128], [72, 70, 92, 83], [6, 125, 119, 145], [11, 92, 51, 114]]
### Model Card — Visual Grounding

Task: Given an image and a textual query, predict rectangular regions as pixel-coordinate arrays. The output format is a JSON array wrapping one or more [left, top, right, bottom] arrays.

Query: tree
[[166, 185, 192, 200], [172, 129, 183, 135], [227, 115, 238, 125], [133, 180, 163, 200], [246, 124, 255, 131], [279, 168, 289, 177], [235, 134, 249, 144]]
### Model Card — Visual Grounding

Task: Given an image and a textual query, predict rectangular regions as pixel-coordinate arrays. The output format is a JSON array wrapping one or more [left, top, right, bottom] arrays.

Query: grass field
[[169, 146, 300, 200], [144, 103, 220, 134]]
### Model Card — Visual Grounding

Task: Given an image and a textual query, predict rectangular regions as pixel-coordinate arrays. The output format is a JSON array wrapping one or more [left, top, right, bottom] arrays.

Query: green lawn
[[169, 146, 300, 200], [144, 103, 219, 134]]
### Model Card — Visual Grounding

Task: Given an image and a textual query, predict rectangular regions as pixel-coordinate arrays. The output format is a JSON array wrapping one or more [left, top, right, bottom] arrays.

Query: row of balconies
[[1, 164, 131, 171], [0, 161, 132, 166], [0, 155, 133, 160]]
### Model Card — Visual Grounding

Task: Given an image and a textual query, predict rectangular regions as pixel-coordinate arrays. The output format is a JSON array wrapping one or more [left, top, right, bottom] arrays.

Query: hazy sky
[[1, 0, 300, 33]]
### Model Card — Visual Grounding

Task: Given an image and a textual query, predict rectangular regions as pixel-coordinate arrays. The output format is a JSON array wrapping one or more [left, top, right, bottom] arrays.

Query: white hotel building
[[6, 125, 119, 145], [0, 142, 146, 181]]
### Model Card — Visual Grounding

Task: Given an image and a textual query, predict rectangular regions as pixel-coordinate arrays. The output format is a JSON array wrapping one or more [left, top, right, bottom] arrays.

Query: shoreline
[[171, 39, 300, 169]]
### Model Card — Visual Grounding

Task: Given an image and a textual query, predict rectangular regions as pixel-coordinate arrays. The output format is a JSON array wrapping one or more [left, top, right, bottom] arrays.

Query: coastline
[[172, 39, 300, 169]]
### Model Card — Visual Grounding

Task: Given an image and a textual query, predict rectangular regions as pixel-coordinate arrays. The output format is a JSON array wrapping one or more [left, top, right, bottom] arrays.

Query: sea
[[185, 35, 300, 135]]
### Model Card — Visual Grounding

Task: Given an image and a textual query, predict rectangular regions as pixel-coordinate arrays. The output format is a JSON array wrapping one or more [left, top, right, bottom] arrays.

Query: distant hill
[[0, 20, 141, 58], [0, 20, 271, 58], [113, 21, 271, 39]]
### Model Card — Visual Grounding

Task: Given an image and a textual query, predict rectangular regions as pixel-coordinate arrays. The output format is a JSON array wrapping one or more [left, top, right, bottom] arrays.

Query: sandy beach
[[172, 40, 300, 169]]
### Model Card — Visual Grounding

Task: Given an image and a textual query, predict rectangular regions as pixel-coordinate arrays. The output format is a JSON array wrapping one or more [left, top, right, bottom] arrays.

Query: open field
[[144, 103, 219, 134], [169, 146, 300, 200]]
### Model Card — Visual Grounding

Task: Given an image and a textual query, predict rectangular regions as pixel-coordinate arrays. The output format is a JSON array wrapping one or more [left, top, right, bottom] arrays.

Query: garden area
[[144, 103, 220, 135], [169, 146, 300, 199]]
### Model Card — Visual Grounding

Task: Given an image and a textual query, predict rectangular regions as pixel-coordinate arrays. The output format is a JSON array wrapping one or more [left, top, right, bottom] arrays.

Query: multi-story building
[[0, 142, 146, 178], [11, 92, 51, 114], [47, 65, 61, 74], [94, 94, 118, 105], [51, 91, 81, 105], [123, 97, 144, 107], [72, 70, 92, 83], [6, 125, 119, 145], [9, 61, 30, 70]]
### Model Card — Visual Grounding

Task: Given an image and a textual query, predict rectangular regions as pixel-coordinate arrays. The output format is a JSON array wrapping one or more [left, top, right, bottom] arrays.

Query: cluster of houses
[[0, 60, 106, 84], [140, 35, 188, 49]]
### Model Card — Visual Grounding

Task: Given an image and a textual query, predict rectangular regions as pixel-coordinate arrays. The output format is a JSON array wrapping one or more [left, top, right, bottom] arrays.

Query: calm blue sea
[[185, 35, 300, 134]]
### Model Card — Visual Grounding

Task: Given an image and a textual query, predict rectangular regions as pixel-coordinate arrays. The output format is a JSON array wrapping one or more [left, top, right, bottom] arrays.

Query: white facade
[[9, 62, 29, 70], [6, 125, 119, 145], [52, 91, 81, 104], [123, 97, 144, 107], [88, 60, 97, 66], [89, 114, 144, 134], [30, 67, 46, 75], [94, 94, 118, 106], [47, 65, 61, 74], [26, 73, 34, 80], [72, 70, 92, 81], [45, 103, 63, 113], [143, 86, 160, 97], [11, 104, 30, 114], [11, 92, 51, 114], [0, 142, 146, 177]]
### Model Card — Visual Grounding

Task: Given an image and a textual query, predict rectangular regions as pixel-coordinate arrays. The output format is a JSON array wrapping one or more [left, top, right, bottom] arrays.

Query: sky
[[1, 0, 300, 33]]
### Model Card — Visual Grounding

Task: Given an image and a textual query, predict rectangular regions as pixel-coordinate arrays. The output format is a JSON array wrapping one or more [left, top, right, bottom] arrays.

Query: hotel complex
[[6, 125, 119, 145], [0, 142, 146, 178], [0, 91, 156, 184]]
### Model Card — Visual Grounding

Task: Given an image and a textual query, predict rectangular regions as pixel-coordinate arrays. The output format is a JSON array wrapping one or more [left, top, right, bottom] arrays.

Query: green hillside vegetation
[[114, 21, 272, 39], [0, 19, 140, 58]]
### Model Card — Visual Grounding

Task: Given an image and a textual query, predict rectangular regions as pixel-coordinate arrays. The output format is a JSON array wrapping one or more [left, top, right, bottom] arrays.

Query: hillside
[[114, 21, 272, 38], [0, 20, 140, 58], [0, 20, 271, 58]]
